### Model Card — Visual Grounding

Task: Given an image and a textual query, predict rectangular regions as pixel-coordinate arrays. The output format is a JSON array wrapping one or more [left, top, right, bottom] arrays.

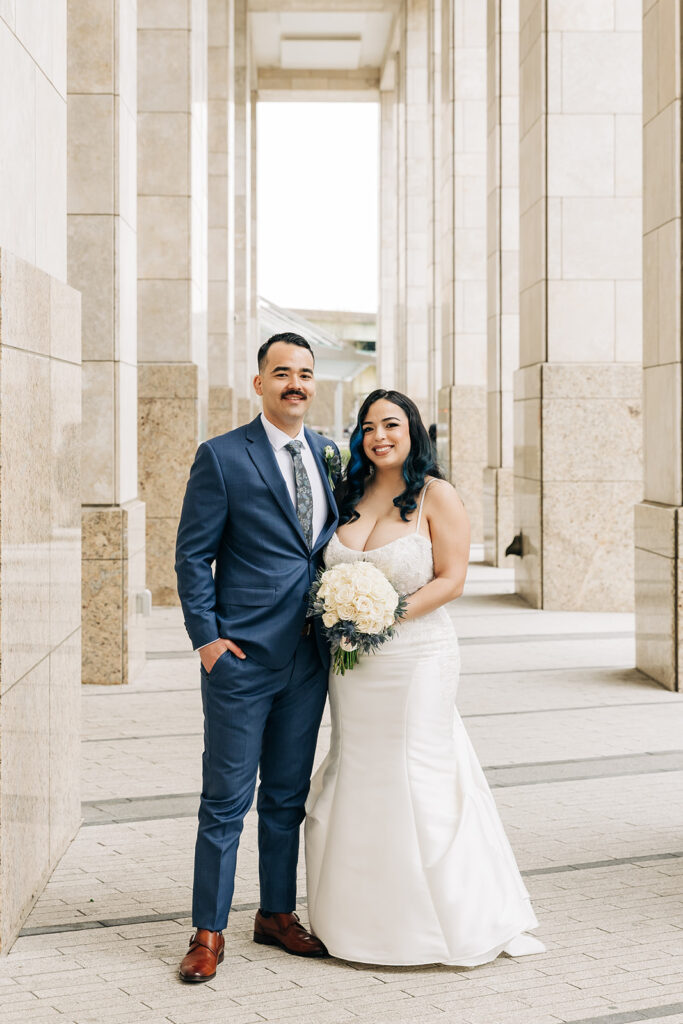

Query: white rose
[[322, 611, 338, 628]]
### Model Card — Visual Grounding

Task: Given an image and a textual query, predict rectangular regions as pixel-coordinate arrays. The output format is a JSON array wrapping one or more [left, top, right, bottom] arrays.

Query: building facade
[[0, 0, 677, 948]]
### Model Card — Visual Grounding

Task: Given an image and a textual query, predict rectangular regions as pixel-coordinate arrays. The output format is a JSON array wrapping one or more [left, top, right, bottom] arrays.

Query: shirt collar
[[260, 412, 308, 453]]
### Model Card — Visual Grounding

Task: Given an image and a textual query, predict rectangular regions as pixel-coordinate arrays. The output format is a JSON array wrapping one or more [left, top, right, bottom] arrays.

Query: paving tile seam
[[81, 701, 683, 743], [18, 850, 683, 938], [144, 631, 635, 662], [80, 663, 647, 695], [566, 1001, 683, 1024], [18, 900, 307, 937], [81, 751, 683, 825]]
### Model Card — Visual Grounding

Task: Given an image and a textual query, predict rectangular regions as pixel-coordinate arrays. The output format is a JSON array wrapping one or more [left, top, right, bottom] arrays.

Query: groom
[[175, 332, 340, 982]]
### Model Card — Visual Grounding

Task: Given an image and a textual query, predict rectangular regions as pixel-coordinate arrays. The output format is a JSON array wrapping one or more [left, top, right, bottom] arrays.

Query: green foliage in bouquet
[[308, 565, 408, 675]]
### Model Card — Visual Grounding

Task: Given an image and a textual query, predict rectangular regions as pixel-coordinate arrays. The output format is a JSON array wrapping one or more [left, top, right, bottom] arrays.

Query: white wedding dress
[[304, 486, 544, 967]]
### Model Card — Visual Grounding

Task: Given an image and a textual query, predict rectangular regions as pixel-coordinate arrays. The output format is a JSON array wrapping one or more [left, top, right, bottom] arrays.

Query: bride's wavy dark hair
[[337, 389, 445, 525]]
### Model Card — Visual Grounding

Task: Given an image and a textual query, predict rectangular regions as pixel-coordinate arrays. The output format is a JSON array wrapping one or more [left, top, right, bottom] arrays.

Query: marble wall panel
[[643, 362, 683, 506], [138, 196, 191, 280], [634, 535, 676, 691], [561, 198, 641, 281], [0, 249, 51, 357], [67, 215, 114, 362], [36, 67, 67, 280], [209, 385, 234, 438], [116, 216, 138, 367], [138, 112, 190, 197], [0, 345, 52, 693], [513, 473, 542, 607], [81, 499, 146, 685], [139, 363, 200, 604], [0, 8, 66, 281], [543, 480, 641, 611], [0, 253, 81, 949], [0, 661, 51, 951], [49, 632, 81, 863], [139, 0, 189, 29], [50, 358, 82, 650], [146, 514, 184, 607], [15, 0, 67, 96], [138, 28, 190, 113], [67, 0, 114, 92], [82, 548, 123, 684], [67, 94, 115, 215], [483, 465, 515, 566], [81, 361, 116, 505], [118, 359, 139, 505], [547, 281, 615, 363], [138, 280, 193, 363], [542, 397, 642, 483]]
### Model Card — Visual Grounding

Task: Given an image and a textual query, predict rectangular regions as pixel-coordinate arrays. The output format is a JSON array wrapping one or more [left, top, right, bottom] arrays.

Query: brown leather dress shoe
[[178, 929, 225, 982], [253, 911, 329, 958]]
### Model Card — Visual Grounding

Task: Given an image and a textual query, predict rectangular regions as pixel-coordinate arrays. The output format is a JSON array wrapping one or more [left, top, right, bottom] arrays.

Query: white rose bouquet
[[308, 561, 407, 674]]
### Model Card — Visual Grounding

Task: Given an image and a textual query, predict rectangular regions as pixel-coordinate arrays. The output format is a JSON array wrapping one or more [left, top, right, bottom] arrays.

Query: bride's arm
[[400, 480, 470, 622]]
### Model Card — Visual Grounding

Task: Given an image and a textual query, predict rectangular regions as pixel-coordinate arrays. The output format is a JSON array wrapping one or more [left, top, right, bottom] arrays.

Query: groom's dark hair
[[258, 332, 315, 371]]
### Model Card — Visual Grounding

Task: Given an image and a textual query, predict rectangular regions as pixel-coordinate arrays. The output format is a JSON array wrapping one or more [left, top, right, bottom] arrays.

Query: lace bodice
[[322, 487, 458, 649], [323, 532, 435, 595]]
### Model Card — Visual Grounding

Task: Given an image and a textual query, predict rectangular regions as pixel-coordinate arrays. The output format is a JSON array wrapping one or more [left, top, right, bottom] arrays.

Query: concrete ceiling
[[249, 3, 397, 73]]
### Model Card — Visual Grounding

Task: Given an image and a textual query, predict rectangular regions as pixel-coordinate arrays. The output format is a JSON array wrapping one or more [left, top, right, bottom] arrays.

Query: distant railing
[[257, 296, 343, 351]]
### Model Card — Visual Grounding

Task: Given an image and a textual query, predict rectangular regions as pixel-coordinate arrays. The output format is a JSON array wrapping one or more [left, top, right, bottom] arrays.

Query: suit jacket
[[175, 415, 339, 670]]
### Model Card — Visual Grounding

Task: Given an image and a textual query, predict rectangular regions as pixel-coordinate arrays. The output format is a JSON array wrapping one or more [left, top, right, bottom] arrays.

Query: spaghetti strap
[[415, 478, 436, 533]]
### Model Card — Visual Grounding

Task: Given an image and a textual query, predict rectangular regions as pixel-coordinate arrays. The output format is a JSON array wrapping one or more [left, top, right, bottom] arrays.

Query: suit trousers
[[192, 632, 328, 931]]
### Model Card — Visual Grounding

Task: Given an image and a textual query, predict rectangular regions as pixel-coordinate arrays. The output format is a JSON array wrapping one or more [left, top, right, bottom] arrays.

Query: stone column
[[428, 0, 442, 420], [138, 0, 209, 605], [515, 0, 642, 609], [483, 0, 519, 565], [377, 77, 398, 391], [233, 0, 254, 424], [635, 0, 683, 689], [68, 0, 146, 684], [395, 0, 431, 421], [250, 85, 259, 378], [0, 3, 81, 948], [437, 0, 487, 543], [208, 0, 235, 436]]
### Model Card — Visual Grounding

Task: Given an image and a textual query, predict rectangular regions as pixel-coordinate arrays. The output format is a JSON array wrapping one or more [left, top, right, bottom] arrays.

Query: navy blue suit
[[175, 415, 339, 930]]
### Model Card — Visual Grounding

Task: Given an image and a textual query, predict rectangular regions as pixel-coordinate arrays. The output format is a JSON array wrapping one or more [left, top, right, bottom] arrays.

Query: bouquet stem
[[333, 648, 358, 675]]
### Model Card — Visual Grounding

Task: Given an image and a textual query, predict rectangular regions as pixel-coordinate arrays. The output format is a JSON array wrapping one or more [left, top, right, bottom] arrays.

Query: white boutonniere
[[323, 445, 341, 488]]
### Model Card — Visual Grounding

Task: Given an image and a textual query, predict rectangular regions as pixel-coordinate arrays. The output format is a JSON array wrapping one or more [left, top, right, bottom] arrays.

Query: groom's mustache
[[282, 390, 307, 400]]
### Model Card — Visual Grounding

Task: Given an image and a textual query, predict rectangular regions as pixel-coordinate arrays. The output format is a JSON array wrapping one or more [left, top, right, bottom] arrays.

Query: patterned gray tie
[[285, 440, 314, 548]]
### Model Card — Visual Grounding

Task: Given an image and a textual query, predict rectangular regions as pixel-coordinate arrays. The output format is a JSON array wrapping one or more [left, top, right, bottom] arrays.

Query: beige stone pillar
[[233, 0, 254, 425], [515, 0, 642, 610], [208, 0, 235, 436], [437, 0, 487, 544], [138, 0, 209, 605], [377, 79, 398, 391], [635, 0, 683, 689], [394, 0, 431, 420], [0, 4, 81, 948], [483, 0, 519, 565], [428, 0, 442, 421], [68, 0, 146, 684]]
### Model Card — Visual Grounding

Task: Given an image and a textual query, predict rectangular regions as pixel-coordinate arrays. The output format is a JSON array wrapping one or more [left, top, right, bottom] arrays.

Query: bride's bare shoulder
[[424, 477, 467, 516]]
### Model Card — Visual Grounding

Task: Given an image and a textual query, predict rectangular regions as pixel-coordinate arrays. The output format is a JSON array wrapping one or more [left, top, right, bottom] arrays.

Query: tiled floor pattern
[[2, 563, 683, 1023]]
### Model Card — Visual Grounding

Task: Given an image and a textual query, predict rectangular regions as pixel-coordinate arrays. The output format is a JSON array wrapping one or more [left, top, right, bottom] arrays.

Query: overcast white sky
[[257, 102, 379, 313]]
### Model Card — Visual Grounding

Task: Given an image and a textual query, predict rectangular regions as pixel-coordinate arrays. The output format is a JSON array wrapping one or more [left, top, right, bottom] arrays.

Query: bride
[[305, 389, 544, 967]]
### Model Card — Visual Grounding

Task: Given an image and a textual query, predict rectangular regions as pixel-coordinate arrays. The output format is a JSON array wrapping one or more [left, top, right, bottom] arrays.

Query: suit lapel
[[306, 428, 339, 554], [245, 416, 308, 549]]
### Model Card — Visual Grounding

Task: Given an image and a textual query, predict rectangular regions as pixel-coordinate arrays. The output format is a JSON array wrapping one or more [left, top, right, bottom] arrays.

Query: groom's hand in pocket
[[199, 637, 246, 673]]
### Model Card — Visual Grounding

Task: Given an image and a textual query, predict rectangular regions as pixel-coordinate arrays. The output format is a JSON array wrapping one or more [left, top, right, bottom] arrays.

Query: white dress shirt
[[260, 412, 329, 544]]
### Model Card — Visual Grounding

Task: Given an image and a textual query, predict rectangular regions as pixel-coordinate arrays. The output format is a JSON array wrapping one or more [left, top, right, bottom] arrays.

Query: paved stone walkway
[[2, 561, 683, 1024]]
